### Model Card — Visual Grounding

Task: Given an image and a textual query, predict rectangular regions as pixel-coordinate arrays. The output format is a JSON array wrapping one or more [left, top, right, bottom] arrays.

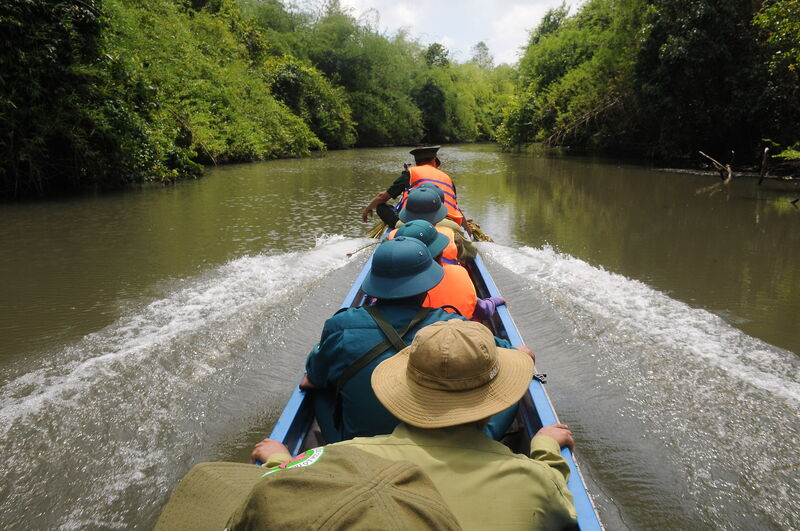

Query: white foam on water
[[0, 235, 364, 433], [482, 243, 800, 406], [480, 243, 800, 528], [0, 236, 369, 529]]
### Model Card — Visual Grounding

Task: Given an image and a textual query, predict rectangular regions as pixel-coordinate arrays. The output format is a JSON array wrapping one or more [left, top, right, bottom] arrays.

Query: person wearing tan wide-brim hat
[[255, 320, 579, 530], [372, 319, 534, 428]]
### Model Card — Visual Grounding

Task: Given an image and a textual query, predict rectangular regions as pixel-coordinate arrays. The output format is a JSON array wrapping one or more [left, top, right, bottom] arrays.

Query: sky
[[335, 0, 579, 65]]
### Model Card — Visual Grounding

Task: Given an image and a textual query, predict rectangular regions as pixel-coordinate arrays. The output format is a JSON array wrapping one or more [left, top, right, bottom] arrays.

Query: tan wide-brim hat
[[372, 320, 534, 428]]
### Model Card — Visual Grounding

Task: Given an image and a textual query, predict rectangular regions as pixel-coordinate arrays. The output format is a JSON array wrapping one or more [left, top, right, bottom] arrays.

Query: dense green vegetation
[[2, 0, 798, 198], [0, 0, 512, 198], [240, 0, 514, 146], [0, 0, 329, 197], [499, 0, 800, 161]]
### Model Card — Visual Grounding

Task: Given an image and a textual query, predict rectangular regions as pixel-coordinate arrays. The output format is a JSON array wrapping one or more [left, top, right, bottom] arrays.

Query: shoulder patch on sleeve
[[261, 447, 326, 477]]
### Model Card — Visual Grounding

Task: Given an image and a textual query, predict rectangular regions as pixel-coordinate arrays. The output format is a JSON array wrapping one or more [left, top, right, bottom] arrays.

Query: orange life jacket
[[435, 226, 459, 264], [398, 164, 464, 226], [387, 225, 459, 264], [424, 262, 477, 319]]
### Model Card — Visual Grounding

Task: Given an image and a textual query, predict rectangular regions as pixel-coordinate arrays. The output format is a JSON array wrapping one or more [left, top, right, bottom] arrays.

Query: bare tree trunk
[[758, 147, 769, 185]]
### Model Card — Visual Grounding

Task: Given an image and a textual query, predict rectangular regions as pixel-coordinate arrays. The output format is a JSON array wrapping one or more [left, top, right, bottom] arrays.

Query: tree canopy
[[0, 0, 513, 198], [499, 0, 800, 161], [2, 0, 798, 198]]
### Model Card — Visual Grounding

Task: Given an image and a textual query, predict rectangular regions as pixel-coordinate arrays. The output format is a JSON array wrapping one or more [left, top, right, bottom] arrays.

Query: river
[[1, 144, 798, 529]]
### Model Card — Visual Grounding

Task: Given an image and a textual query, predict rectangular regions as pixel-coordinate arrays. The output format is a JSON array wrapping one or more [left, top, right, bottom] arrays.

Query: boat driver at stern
[[361, 145, 464, 229]]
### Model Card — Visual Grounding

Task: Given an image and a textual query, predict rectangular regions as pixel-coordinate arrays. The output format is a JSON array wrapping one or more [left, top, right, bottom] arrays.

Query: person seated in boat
[[393, 184, 478, 264], [390, 219, 504, 320], [155, 444, 462, 531], [254, 320, 578, 531], [301, 237, 530, 444], [361, 145, 464, 229]]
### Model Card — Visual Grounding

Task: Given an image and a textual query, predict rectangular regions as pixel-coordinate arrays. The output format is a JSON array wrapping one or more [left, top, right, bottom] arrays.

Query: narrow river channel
[[1, 145, 798, 529]]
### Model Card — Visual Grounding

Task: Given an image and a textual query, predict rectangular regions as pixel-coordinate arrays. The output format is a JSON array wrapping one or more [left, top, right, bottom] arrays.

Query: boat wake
[[481, 243, 800, 529], [0, 235, 369, 529]]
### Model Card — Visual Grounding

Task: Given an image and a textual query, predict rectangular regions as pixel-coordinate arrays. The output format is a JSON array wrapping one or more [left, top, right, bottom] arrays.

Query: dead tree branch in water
[[695, 150, 734, 197], [465, 218, 493, 242], [699, 150, 734, 182]]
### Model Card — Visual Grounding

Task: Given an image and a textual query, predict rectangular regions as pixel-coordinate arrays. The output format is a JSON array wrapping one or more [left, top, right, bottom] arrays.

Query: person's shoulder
[[324, 307, 371, 328], [394, 169, 410, 181], [437, 218, 461, 231], [332, 433, 393, 449]]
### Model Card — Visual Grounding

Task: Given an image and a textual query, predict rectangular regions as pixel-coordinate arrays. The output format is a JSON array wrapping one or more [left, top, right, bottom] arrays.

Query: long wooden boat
[[269, 242, 604, 530]]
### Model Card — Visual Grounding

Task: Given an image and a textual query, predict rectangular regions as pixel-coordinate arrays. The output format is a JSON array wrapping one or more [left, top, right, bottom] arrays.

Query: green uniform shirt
[[386, 170, 411, 198], [334, 423, 577, 530]]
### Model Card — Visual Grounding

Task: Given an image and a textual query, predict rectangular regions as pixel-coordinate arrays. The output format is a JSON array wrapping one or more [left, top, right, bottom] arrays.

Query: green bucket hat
[[394, 219, 450, 259], [155, 445, 462, 531], [361, 237, 444, 299], [399, 186, 448, 225], [421, 182, 446, 201]]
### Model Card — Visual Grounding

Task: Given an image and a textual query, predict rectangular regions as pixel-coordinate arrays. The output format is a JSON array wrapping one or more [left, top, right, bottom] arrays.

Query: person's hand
[[251, 438, 291, 464], [536, 424, 574, 450], [515, 344, 535, 363], [299, 374, 319, 390], [361, 206, 373, 222]]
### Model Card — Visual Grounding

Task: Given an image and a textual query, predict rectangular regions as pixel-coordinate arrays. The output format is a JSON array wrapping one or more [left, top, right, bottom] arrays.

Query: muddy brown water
[[1, 145, 798, 529]]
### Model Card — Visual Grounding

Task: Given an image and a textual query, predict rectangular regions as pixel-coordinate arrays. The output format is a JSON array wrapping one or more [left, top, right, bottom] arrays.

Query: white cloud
[[489, 3, 553, 64], [338, 0, 576, 65], [439, 35, 456, 50], [380, 2, 415, 28]]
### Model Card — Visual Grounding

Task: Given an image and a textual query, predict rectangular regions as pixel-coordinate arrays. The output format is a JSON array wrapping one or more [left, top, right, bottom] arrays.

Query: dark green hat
[[421, 182, 445, 201], [155, 445, 462, 531], [395, 219, 450, 259], [361, 237, 444, 299], [410, 145, 441, 162], [399, 186, 448, 225]]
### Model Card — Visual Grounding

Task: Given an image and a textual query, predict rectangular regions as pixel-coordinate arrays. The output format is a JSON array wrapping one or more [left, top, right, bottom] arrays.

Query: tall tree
[[425, 43, 450, 67], [470, 41, 494, 69], [635, 0, 767, 157], [753, 0, 800, 158]]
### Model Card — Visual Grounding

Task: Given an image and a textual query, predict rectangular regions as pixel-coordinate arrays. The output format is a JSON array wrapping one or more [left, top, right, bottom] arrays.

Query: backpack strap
[[332, 307, 431, 428], [438, 305, 463, 316], [365, 306, 407, 351]]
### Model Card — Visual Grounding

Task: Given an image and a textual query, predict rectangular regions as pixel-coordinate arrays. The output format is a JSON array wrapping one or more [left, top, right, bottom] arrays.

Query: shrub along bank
[[8, 0, 793, 199], [0, 0, 338, 198], [0, 0, 513, 199]]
